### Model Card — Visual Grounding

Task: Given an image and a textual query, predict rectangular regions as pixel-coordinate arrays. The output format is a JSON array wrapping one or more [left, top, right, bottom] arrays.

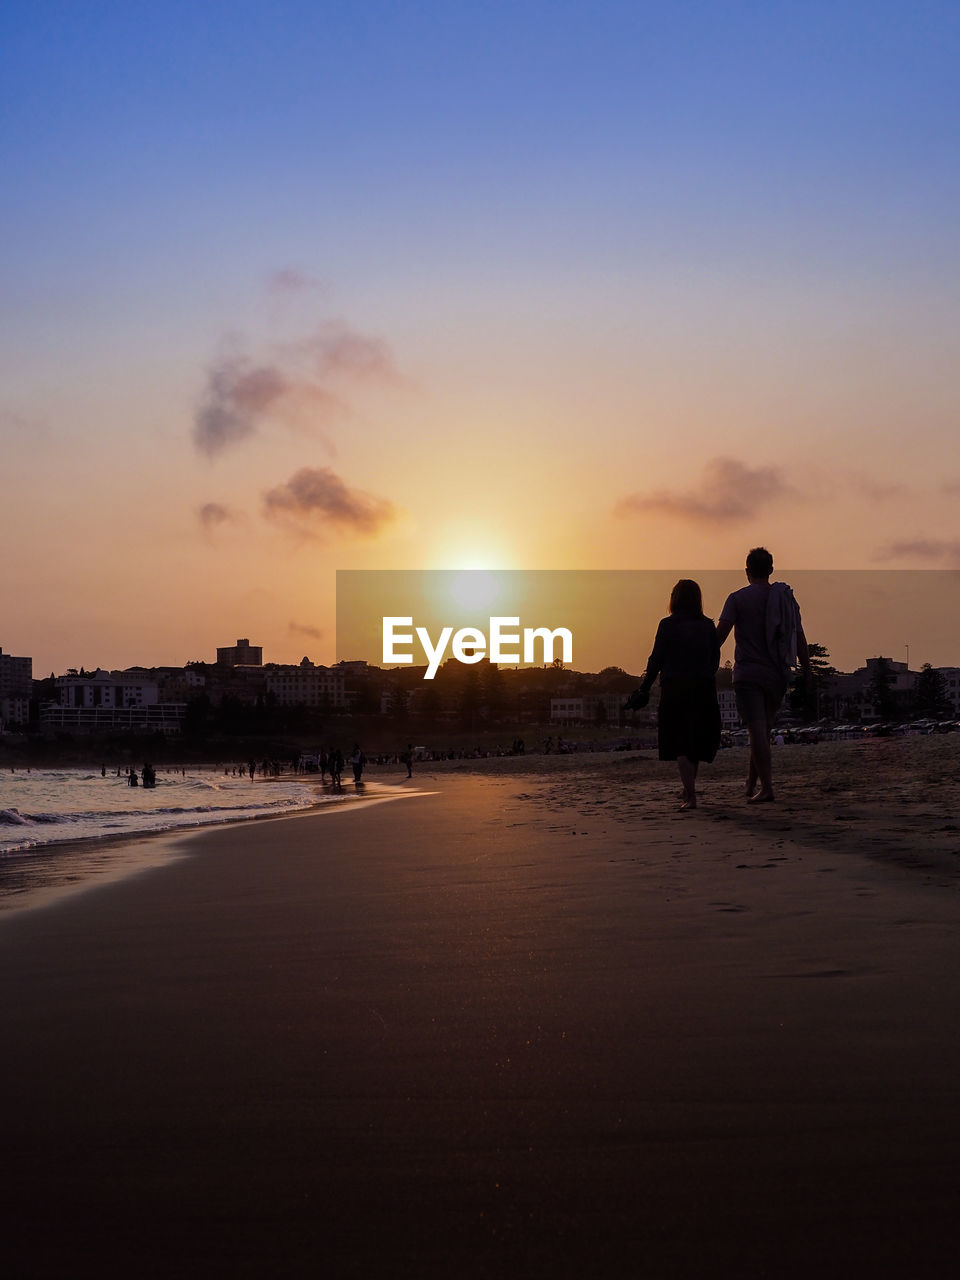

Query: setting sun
[[445, 569, 502, 615]]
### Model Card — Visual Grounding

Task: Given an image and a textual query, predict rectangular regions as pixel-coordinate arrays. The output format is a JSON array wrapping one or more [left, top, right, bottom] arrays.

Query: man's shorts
[[734, 680, 786, 727]]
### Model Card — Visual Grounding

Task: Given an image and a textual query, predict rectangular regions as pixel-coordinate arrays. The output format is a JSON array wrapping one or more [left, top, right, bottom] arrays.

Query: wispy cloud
[[940, 480, 960, 497], [1, 407, 33, 430], [192, 317, 405, 458], [848, 473, 909, 501], [292, 321, 407, 385], [262, 467, 397, 540], [289, 621, 325, 641], [1, 405, 48, 438], [192, 356, 344, 457], [266, 267, 325, 297], [875, 538, 960, 566], [615, 456, 793, 524], [197, 501, 240, 531]]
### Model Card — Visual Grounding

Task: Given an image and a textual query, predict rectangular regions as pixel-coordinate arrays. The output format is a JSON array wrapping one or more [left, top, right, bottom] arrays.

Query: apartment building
[[216, 638, 263, 667], [264, 660, 346, 708], [0, 644, 32, 724]]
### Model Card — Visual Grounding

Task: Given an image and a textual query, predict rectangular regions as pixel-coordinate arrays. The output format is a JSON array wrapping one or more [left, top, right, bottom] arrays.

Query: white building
[[718, 688, 739, 728], [39, 668, 186, 734], [54, 669, 160, 709]]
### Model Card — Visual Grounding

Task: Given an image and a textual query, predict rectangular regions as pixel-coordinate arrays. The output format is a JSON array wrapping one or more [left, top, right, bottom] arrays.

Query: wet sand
[[3, 739, 960, 1277]]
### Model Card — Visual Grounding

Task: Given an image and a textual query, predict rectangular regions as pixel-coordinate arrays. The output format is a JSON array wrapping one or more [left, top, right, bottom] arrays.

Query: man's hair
[[746, 547, 774, 578], [669, 578, 704, 617]]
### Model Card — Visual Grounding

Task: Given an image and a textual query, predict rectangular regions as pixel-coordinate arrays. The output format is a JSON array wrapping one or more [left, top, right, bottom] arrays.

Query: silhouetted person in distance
[[403, 743, 413, 778], [329, 747, 343, 788], [350, 744, 366, 784], [630, 579, 721, 810], [716, 547, 811, 803]]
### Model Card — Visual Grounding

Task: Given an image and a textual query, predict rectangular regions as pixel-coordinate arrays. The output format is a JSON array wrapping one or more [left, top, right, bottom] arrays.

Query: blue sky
[[5, 1, 958, 291]]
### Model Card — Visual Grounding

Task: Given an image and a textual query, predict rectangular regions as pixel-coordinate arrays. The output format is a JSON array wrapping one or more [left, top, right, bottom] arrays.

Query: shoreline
[[6, 733, 960, 917], [0, 778, 432, 918], [3, 761, 960, 1274]]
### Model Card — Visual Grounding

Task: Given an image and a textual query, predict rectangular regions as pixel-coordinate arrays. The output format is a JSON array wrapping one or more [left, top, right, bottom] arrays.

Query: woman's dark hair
[[669, 578, 704, 617]]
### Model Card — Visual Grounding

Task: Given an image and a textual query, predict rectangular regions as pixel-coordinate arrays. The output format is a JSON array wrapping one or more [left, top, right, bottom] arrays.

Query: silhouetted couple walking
[[634, 548, 810, 808]]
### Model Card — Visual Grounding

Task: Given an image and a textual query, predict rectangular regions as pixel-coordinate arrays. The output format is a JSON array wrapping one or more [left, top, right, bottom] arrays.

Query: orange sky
[[4, 6, 960, 676]]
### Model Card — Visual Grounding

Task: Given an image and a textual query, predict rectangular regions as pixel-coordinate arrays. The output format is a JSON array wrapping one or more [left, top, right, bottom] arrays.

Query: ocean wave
[[0, 798, 323, 858], [8, 801, 312, 826], [0, 770, 330, 868]]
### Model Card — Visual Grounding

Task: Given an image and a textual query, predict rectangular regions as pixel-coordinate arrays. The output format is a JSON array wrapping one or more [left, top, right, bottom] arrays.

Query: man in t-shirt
[[716, 547, 810, 803]]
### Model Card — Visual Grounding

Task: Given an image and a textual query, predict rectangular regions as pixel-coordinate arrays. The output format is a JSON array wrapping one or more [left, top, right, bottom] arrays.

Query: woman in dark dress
[[634, 579, 721, 810]]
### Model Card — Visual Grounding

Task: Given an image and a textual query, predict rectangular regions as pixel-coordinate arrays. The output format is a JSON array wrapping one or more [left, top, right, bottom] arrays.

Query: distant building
[[38, 703, 186, 734], [0, 646, 32, 693], [39, 668, 185, 734], [265, 659, 346, 708], [551, 696, 585, 722], [150, 666, 205, 702], [0, 697, 29, 729], [217, 638, 263, 667], [0, 645, 32, 726], [863, 657, 913, 691], [334, 660, 374, 677], [54, 669, 160, 709], [718, 688, 739, 728], [831, 657, 916, 721], [937, 667, 960, 715], [202, 664, 267, 706], [550, 693, 628, 724]]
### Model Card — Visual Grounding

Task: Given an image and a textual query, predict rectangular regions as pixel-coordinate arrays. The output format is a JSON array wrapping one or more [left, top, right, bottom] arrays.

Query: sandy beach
[[3, 737, 960, 1277]]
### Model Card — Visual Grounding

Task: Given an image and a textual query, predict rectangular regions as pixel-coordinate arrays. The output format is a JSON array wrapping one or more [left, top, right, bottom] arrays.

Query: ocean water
[[0, 766, 351, 912], [0, 767, 329, 857]]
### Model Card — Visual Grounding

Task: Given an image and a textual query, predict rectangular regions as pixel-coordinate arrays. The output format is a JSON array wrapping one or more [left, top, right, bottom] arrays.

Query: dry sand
[[3, 737, 960, 1278]]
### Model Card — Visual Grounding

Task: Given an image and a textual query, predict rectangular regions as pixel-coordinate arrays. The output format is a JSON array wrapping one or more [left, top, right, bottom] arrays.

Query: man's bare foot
[[747, 789, 775, 804], [744, 779, 757, 797], [679, 798, 697, 810]]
